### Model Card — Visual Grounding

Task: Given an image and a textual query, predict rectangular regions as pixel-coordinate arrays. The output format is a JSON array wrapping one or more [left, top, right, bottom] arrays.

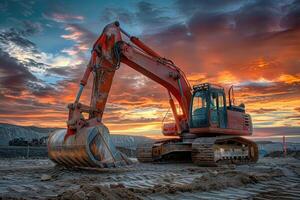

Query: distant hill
[[0, 123, 58, 146], [0, 123, 153, 148]]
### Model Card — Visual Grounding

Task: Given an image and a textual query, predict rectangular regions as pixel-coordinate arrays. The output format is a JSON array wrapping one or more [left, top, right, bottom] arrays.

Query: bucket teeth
[[48, 124, 132, 168]]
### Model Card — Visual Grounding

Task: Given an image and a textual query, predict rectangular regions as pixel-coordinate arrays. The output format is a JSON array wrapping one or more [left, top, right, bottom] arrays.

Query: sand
[[0, 157, 299, 200]]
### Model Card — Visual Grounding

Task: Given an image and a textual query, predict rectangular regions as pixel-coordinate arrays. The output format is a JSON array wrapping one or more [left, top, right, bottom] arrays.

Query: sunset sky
[[0, 0, 299, 139]]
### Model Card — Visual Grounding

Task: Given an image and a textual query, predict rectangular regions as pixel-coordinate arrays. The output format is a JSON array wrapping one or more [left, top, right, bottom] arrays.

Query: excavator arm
[[48, 22, 259, 168], [71, 21, 192, 136]]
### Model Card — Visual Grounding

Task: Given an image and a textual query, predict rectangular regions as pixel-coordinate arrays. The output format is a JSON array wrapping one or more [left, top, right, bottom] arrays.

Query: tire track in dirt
[[147, 176, 300, 200], [0, 158, 299, 200]]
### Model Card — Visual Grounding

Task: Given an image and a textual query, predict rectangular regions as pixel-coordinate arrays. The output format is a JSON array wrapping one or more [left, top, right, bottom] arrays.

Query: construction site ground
[[0, 157, 299, 200]]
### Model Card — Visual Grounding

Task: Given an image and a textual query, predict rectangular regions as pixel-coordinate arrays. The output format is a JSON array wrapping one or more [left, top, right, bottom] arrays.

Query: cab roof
[[193, 83, 224, 91]]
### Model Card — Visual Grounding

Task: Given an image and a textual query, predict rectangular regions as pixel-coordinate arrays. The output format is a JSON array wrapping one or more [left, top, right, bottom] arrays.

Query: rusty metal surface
[[48, 125, 131, 168]]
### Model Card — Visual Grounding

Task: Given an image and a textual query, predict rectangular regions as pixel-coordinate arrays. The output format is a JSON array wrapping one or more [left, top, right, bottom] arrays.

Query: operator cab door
[[191, 91, 208, 128], [217, 92, 227, 128], [210, 91, 227, 128], [209, 92, 218, 127]]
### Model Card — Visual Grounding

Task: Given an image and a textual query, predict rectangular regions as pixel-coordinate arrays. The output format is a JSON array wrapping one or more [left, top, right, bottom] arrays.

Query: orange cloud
[[278, 74, 300, 84]]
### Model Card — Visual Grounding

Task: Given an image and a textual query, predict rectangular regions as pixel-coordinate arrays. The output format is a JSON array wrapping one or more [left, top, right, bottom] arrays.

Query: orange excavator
[[48, 22, 258, 167]]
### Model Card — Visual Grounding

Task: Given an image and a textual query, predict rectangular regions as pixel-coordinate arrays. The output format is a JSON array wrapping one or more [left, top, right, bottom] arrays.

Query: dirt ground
[[0, 157, 299, 200]]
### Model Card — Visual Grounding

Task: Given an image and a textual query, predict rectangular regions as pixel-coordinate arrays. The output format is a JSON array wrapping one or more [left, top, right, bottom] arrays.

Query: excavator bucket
[[48, 124, 132, 168]]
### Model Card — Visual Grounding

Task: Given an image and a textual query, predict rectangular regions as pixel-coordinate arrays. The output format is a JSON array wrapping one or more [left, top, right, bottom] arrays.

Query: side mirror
[[239, 103, 245, 108]]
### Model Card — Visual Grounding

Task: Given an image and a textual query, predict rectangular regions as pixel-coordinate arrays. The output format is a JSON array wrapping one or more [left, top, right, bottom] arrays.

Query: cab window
[[191, 91, 208, 127], [210, 93, 217, 110], [218, 94, 224, 109], [192, 91, 206, 114]]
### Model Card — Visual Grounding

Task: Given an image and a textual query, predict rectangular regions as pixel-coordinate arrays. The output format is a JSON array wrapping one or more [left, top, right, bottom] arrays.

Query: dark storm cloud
[[234, 0, 281, 35], [0, 21, 42, 54], [280, 0, 300, 30], [0, 21, 60, 99], [0, 95, 65, 115], [142, 23, 191, 46], [47, 67, 70, 76], [143, 10, 235, 48], [0, 49, 36, 94], [0, 28, 35, 49], [136, 1, 171, 27], [176, 0, 244, 14], [188, 12, 234, 36], [237, 82, 300, 103], [27, 81, 56, 97], [100, 1, 173, 33], [153, 0, 299, 45], [29, 59, 51, 72], [0, 48, 55, 98], [143, 0, 300, 72]]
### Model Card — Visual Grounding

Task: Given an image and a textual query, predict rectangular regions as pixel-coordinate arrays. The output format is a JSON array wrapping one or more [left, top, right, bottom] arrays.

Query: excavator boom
[[79, 22, 192, 133]]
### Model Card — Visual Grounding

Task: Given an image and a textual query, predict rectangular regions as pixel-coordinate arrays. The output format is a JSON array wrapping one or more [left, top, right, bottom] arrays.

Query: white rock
[[41, 174, 52, 181]]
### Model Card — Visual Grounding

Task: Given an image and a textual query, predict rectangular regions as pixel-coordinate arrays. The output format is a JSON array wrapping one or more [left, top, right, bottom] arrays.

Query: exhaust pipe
[[48, 124, 131, 168]]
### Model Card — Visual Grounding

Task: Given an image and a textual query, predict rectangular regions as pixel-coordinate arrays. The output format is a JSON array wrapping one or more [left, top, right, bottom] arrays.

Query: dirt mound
[[56, 184, 142, 200], [129, 168, 283, 196], [54, 168, 283, 199], [189, 169, 283, 191]]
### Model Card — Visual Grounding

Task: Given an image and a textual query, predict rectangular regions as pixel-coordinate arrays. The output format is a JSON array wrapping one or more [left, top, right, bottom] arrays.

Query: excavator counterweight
[[48, 22, 258, 168]]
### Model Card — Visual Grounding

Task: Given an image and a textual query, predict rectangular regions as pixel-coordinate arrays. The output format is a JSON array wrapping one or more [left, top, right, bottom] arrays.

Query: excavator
[[48, 22, 258, 168]]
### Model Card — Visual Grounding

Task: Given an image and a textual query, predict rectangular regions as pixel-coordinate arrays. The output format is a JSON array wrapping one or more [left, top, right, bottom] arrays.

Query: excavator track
[[137, 139, 192, 163], [191, 137, 216, 166], [138, 136, 258, 167], [136, 142, 155, 163], [192, 136, 259, 166]]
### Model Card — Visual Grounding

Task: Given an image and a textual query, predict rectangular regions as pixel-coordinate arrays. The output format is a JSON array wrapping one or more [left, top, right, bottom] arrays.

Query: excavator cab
[[190, 83, 227, 129], [189, 83, 252, 136]]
